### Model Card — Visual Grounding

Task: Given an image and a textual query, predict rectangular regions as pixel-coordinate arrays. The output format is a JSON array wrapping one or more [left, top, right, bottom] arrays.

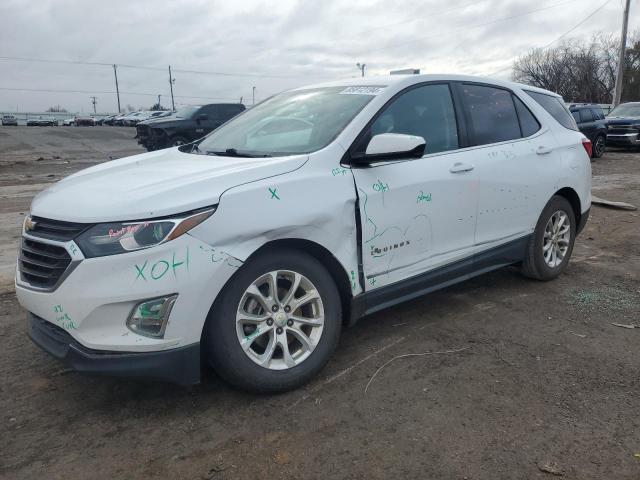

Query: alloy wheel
[[236, 270, 325, 370], [594, 136, 605, 157], [543, 210, 571, 268]]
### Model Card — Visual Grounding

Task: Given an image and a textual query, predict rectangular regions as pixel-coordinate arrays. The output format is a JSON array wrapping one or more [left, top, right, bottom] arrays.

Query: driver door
[[350, 83, 479, 290]]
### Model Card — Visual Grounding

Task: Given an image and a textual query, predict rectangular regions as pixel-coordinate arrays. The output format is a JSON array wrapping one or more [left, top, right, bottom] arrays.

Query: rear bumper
[[28, 313, 201, 385]]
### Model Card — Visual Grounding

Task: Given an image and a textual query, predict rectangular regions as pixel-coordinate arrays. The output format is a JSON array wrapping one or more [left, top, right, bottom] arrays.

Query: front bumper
[[606, 132, 640, 146], [577, 208, 590, 235], [16, 231, 242, 356], [28, 312, 201, 385]]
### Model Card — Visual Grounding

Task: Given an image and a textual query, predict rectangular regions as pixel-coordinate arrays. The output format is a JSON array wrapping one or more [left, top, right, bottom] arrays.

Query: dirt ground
[[0, 127, 639, 480]]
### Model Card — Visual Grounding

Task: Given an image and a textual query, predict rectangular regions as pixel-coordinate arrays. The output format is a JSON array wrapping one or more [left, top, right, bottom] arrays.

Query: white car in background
[[16, 74, 591, 393]]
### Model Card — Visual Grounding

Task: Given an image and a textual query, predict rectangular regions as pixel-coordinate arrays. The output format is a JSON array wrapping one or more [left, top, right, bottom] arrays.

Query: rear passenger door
[[455, 83, 560, 250]]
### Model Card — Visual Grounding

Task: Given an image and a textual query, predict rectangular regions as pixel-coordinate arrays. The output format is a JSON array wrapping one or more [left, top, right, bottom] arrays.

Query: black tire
[[170, 136, 189, 147], [203, 249, 342, 394], [521, 195, 576, 281], [592, 134, 606, 158]]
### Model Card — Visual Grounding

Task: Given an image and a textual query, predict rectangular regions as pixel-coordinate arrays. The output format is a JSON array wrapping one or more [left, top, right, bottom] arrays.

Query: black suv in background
[[605, 102, 640, 149], [568, 104, 607, 158], [136, 103, 246, 151]]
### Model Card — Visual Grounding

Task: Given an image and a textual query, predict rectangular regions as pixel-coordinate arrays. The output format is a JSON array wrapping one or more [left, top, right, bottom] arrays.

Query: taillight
[[582, 138, 592, 157]]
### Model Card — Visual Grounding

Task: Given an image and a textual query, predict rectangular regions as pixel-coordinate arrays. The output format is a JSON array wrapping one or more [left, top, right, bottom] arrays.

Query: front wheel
[[203, 249, 342, 393], [592, 134, 606, 158], [521, 195, 576, 281]]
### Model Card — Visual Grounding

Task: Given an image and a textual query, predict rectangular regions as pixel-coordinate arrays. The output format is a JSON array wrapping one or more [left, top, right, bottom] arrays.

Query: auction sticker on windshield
[[339, 86, 385, 95]]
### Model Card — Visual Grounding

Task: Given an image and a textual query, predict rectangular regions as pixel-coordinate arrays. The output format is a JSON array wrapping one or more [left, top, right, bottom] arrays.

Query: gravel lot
[[0, 126, 639, 479]]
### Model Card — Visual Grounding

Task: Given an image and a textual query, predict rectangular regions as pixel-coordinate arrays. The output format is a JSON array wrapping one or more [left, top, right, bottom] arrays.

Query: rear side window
[[591, 107, 604, 120], [571, 111, 580, 123], [460, 84, 521, 145], [525, 91, 578, 131], [579, 109, 594, 122], [513, 96, 541, 137]]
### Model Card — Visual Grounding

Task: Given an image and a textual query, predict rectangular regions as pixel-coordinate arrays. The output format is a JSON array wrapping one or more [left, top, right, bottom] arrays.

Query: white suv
[[16, 75, 591, 392]]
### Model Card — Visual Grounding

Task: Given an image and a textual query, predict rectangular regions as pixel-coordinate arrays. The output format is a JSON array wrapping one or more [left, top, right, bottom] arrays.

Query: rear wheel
[[203, 249, 341, 393], [592, 134, 606, 158], [521, 195, 576, 281]]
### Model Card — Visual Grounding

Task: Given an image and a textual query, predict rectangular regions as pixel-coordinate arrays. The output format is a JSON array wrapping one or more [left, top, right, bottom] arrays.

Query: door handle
[[449, 162, 474, 173], [536, 145, 552, 155]]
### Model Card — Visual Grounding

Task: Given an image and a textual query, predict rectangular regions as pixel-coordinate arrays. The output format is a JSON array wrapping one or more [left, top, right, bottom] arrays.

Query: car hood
[[31, 148, 308, 223], [138, 116, 182, 126], [606, 116, 640, 124]]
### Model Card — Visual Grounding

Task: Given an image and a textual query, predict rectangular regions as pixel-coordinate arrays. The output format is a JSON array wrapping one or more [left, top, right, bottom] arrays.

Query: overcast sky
[[0, 0, 636, 113]]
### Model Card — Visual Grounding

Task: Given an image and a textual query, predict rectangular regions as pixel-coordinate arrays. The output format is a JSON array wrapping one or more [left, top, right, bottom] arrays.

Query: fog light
[[127, 294, 177, 338]]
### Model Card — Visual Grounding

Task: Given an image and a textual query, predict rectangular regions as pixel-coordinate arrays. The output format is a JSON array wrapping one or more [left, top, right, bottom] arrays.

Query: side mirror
[[361, 133, 425, 162]]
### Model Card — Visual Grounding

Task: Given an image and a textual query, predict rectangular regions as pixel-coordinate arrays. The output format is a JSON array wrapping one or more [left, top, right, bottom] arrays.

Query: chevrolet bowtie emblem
[[24, 216, 37, 232]]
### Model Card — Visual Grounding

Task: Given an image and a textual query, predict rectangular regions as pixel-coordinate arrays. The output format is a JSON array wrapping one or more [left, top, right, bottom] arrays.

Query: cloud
[[0, 0, 634, 112]]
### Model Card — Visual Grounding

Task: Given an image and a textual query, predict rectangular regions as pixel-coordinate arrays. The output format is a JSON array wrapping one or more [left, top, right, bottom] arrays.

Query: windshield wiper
[[205, 148, 272, 158]]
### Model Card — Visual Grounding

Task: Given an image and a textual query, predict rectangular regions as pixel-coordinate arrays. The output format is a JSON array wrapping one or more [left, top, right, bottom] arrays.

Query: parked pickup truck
[[606, 102, 640, 148], [135, 103, 246, 151]]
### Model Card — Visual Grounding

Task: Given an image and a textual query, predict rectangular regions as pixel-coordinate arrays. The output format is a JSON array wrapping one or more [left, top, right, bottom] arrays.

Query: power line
[[489, 0, 614, 75], [0, 86, 238, 101], [0, 56, 313, 79]]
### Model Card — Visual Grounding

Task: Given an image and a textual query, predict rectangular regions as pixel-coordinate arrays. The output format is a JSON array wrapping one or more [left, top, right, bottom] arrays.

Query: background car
[[101, 115, 115, 126], [569, 104, 607, 158], [605, 102, 640, 149], [113, 112, 138, 126], [1, 114, 18, 126], [62, 118, 75, 126], [74, 116, 96, 126], [135, 103, 245, 150], [26, 116, 57, 126]]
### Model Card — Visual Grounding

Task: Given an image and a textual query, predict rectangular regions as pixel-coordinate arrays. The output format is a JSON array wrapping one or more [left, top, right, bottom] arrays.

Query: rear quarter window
[[525, 90, 578, 131], [513, 96, 541, 137]]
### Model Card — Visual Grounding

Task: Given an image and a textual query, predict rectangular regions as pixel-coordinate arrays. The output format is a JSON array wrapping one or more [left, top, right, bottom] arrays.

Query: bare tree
[[46, 105, 68, 112], [512, 31, 640, 103]]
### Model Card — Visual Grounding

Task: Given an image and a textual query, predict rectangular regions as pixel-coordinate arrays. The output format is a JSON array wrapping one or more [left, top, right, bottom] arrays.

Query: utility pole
[[252, 86, 256, 105], [157, 94, 161, 108], [356, 62, 366, 77], [612, 0, 631, 107], [90, 96, 97, 114], [168, 65, 176, 111], [113, 65, 121, 113]]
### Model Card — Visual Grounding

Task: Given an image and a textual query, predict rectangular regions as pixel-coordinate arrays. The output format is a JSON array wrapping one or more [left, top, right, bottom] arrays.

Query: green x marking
[[269, 187, 280, 200]]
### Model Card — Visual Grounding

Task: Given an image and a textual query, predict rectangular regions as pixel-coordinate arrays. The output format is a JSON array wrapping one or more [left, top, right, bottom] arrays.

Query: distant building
[[390, 68, 420, 75]]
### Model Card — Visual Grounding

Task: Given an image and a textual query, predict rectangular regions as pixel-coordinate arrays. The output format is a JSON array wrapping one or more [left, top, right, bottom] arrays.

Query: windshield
[[608, 103, 640, 117], [196, 86, 380, 156], [175, 105, 200, 119]]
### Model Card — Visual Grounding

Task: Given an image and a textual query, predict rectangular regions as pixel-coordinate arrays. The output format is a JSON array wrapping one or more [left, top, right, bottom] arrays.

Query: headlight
[[76, 207, 215, 258]]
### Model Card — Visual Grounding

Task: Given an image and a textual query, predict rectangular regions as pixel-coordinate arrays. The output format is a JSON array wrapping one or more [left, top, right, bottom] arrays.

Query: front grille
[[19, 238, 72, 289], [28, 216, 88, 242], [608, 124, 638, 132]]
